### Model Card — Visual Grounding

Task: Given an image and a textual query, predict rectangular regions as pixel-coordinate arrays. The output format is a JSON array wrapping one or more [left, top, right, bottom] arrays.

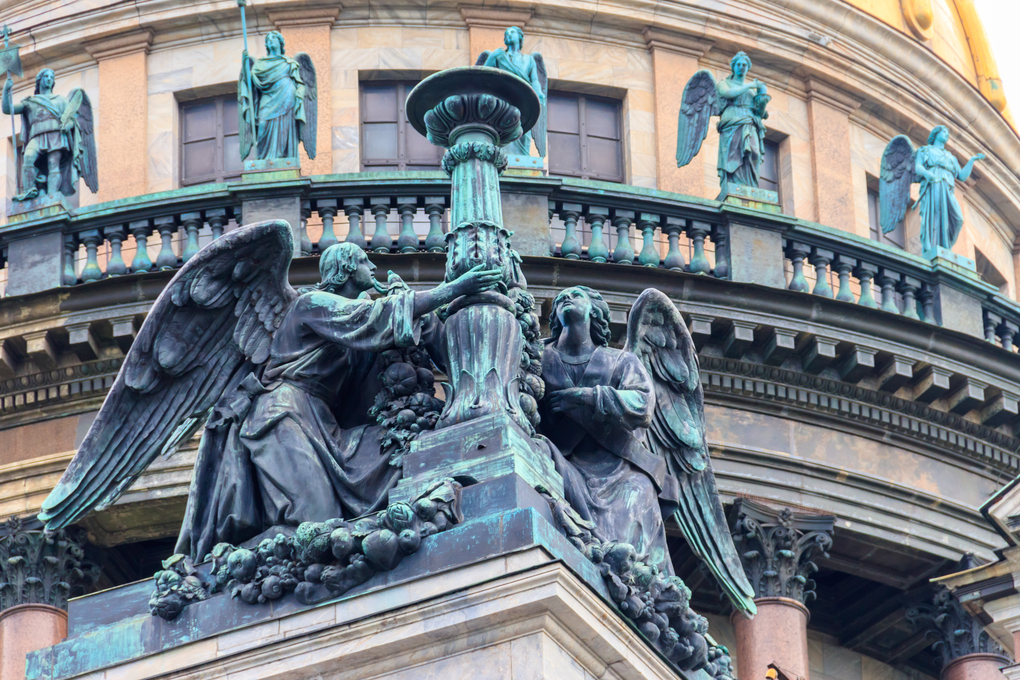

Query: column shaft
[[733, 598, 810, 680], [943, 654, 1009, 680], [0, 604, 67, 680], [805, 78, 861, 234]]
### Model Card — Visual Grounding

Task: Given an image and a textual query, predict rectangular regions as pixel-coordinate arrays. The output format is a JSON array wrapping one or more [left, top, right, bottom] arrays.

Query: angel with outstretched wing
[[880, 126, 984, 257], [238, 30, 317, 162], [676, 52, 770, 199], [39, 223, 502, 561], [477, 26, 546, 157], [1, 68, 97, 201]]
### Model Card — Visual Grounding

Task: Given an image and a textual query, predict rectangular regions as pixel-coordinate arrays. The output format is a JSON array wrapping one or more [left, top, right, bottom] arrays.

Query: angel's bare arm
[[958, 153, 985, 182], [914, 153, 935, 182], [2, 77, 23, 116], [716, 78, 759, 99], [412, 265, 503, 317]]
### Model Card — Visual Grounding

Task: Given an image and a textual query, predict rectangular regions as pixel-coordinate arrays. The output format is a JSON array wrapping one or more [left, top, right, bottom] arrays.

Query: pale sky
[[974, 0, 1020, 114]]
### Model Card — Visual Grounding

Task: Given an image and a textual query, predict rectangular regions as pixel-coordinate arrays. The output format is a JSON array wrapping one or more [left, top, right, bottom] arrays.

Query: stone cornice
[[459, 7, 534, 30], [267, 6, 341, 30], [805, 76, 863, 116], [83, 28, 153, 61], [642, 28, 713, 59]]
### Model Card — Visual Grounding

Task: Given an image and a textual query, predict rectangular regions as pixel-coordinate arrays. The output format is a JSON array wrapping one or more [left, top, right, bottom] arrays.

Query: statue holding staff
[[238, 30, 317, 162], [476, 26, 547, 158]]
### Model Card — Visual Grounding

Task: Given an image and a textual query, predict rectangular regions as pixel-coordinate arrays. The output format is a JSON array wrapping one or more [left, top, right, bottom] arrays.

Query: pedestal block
[[732, 597, 810, 680], [0, 604, 66, 680], [241, 196, 303, 257], [942, 653, 1010, 680]]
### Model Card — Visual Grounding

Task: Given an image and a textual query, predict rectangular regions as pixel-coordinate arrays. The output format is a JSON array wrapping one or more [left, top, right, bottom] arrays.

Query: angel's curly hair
[[265, 30, 286, 54], [316, 243, 363, 291], [504, 26, 524, 47], [34, 69, 55, 95], [729, 52, 752, 74], [927, 125, 950, 146], [548, 286, 612, 347]]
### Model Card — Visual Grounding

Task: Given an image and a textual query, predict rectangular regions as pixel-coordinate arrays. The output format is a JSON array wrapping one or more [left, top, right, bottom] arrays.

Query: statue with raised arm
[[477, 26, 547, 158], [2, 68, 97, 202], [238, 30, 317, 162], [38, 221, 501, 563], [538, 286, 756, 616], [880, 125, 985, 258], [676, 52, 770, 199]]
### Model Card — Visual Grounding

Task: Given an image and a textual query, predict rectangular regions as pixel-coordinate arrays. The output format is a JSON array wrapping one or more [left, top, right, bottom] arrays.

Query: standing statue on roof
[[676, 51, 771, 199], [879, 125, 985, 259], [477, 26, 547, 158], [2, 68, 97, 202], [238, 30, 317, 162]]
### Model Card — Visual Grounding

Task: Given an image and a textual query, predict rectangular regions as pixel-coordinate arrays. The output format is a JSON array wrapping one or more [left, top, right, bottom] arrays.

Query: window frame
[[867, 178, 905, 249], [179, 95, 243, 187], [359, 80, 444, 172], [547, 90, 624, 184]]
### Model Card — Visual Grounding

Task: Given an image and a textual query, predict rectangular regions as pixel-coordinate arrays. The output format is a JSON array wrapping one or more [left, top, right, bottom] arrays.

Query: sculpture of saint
[[1, 68, 97, 202], [238, 30, 317, 162], [676, 52, 771, 199], [880, 125, 985, 258], [477, 26, 547, 158], [38, 222, 501, 560], [538, 285, 757, 615]]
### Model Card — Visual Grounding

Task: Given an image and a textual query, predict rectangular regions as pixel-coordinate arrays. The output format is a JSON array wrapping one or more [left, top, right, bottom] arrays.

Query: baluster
[[129, 220, 153, 273], [688, 221, 712, 274], [877, 268, 899, 314], [809, 247, 833, 297], [712, 224, 729, 279], [853, 262, 879, 309], [181, 212, 203, 262], [397, 197, 419, 253], [62, 233, 78, 285], [898, 276, 920, 320], [105, 225, 127, 276], [663, 217, 686, 271], [299, 201, 313, 256], [984, 311, 1001, 343], [784, 241, 810, 292], [919, 284, 935, 323], [424, 197, 446, 252], [637, 213, 660, 267], [832, 255, 856, 302], [585, 206, 610, 263], [559, 203, 583, 260], [154, 216, 178, 270], [1001, 320, 1019, 352], [611, 209, 635, 264], [370, 197, 393, 253], [207, 208, 228, 240], [317, 200, 339, 251], [344, 198, 367, 250], [79, 229, 104, 282]]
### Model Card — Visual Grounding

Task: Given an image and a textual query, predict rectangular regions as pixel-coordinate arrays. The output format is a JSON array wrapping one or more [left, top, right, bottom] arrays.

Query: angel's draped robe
[[176, 289, 428, 560], [481, 49, 543, 157], [18, 94, 84, 197], [716, 77, 765, 196], [241, 54, 308, 160], [539, 345, 679, 575], [916, 145, 965, 253]]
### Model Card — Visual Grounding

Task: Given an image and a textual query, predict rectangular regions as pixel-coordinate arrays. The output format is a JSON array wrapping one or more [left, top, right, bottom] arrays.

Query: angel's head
[[504, 26, 524, 50], [928, 125, 950, 146], [317, 243, 376, 294], [549, 286, 612, 346], [729, 52, 752, 79], [265, 31, 285, 56], [34, 69, 55, 95]]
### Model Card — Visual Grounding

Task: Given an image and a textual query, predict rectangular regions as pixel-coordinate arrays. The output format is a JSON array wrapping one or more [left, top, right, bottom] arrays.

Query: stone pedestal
[[240, 195, 303, 257], [0, 604, 66, 680], [500, 189, 554, 257], [721, 185, 782, 213], [732, 597, 810, 680], [3, 227, 66, 297], [942, 653, 1009, 680], [7, 195, 73, 222]]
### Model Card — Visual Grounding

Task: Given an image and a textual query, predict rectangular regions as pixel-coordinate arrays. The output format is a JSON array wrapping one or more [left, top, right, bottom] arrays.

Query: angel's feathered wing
[[625, 288, 757, 616], [68, 89, 98, 194], [295, 53, 317, 160], [880, 135, 917, 235], [39, 221, 298, 531], [475, 51, 491, 67], [676, 70, 720, 169], [533, 54, 548, 158]]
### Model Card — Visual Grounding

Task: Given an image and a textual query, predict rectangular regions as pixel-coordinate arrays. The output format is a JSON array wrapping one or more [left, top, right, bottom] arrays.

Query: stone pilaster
[[729, 498, 835, 680], [907, 585, 1011, 680], [460, 7, 533, 62], [0, 516, 98, 680], [643, 29, 713, 199], [84, 29, 153, 202], [268, 6, 340, 177], [804, 77, 862, 236]]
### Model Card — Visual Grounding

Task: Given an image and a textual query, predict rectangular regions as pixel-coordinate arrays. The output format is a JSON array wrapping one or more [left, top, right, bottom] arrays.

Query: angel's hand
[[547, 387, 595, 413], [242, 49, 249, 63], [973, 153, 986, 162], [3, 76, 11, 93]]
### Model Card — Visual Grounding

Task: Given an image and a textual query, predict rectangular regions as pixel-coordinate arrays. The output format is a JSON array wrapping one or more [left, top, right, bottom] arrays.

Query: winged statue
[[477, 26, 546, 158], [38, 221, 502, 561], [539, 285, 757, 615], [2, 68, 97, 202], [238, 30, 317, 162], [880, 126, 984, 258], [676, 52, 770, 200]]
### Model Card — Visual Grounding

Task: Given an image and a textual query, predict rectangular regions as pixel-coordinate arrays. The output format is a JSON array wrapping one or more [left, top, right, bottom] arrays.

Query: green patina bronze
[[475, 26, 547, 159]]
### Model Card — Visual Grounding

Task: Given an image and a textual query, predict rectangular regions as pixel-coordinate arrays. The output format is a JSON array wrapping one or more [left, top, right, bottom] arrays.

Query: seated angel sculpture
[[538, 285, 757, 615], [676, 52, 770, 199], [880, 125, 985, 258], [38, 222, 501, 560]]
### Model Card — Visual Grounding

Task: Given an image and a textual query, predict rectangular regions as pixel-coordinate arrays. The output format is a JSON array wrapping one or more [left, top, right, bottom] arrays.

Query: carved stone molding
[[83, 28, 154, 61], [906, 585, 1009, 668], [729, 498, 835, 603], [0, 516, 99, 612], [267, 6, 340, 29], [642, 28, 714, 59], [459, 7, 534, 30], [805, 77, 863, 116]]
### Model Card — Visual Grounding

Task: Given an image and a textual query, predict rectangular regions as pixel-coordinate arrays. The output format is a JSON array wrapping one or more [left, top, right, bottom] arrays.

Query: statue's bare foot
[[13, 187, 38, 202]]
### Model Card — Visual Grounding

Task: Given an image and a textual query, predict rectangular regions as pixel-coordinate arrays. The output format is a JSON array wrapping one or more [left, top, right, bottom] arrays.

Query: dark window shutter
[[760, 139, 781, 197], [360, 81, 443, 171], [181, 95, 246, 186], [548, 92, 623, 183]]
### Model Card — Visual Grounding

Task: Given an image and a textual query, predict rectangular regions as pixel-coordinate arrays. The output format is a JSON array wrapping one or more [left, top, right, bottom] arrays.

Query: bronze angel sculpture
[[239, 30, 317, 162], [38, 221, 501, 561], [539, 285, 756, 615], [477, 26, 547, 158], [676, 52, 770, 199], [2, 68, 97, 202], [880, 125, 984, 258]]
